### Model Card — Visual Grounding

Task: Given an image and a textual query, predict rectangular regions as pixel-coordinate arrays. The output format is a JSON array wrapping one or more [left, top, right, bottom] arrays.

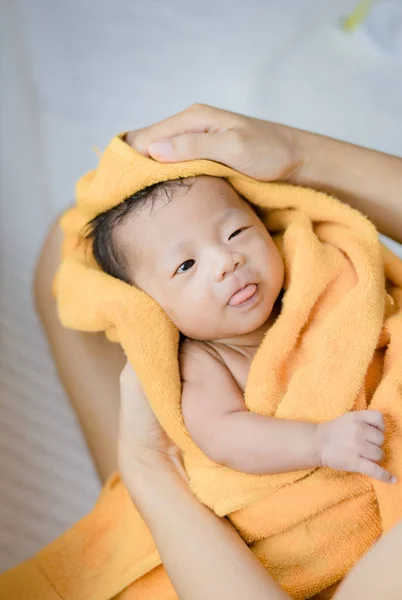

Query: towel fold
[[1, 135, 401, 600]]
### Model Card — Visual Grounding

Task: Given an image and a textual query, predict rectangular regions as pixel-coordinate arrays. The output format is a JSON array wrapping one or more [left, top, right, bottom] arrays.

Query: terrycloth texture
[[2, 135, 402, 600]]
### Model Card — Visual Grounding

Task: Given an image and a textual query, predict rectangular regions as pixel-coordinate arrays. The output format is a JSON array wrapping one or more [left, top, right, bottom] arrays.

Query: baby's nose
[[214, 251, 245, 281]]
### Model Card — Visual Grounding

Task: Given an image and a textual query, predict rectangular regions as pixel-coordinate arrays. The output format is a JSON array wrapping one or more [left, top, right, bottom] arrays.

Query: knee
[[34, 217, 63, 322]]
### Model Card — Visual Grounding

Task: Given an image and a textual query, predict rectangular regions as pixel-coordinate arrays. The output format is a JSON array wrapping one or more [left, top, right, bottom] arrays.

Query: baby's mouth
[[228, 283, 258, 307]]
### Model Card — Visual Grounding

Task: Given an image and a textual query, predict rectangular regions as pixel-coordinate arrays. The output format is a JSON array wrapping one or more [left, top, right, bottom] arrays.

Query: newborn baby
[[87, 175, 392, 481]]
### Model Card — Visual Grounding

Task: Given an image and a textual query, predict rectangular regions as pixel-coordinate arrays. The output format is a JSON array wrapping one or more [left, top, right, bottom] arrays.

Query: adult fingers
[[119, 362, 147, 418], [120, 360, 141, 389], [355, 457, 396, 484], [147, 130, 245, 166], [129, 104, 238, 155]]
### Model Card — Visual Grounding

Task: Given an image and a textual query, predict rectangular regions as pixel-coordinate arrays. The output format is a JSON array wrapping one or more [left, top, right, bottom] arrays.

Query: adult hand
[[126, 104, 402, 243], [118, 361, 186, 485], [126, 104, 301, 181]]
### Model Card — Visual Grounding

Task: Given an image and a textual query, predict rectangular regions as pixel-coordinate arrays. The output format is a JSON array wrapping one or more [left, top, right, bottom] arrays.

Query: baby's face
[[118, 176, 284, 341]]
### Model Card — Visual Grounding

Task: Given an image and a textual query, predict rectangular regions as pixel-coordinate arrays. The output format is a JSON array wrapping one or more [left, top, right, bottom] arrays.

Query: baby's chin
[[172, 287, 278, 341], [223, 314, 272, 340], [180, 308, 273, 343]]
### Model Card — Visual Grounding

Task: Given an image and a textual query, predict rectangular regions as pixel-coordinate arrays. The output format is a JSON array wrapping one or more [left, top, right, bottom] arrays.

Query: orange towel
[[2, 135, 402, 600]]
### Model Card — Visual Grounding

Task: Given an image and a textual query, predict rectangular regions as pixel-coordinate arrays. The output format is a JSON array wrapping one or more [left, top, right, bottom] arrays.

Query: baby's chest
[[186, 340, 251, 393], [217, 348, 250, 392]]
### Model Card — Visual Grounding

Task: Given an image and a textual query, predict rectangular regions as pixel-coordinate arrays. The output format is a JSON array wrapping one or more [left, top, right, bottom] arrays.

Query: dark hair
[[84, 179, 192, 283]]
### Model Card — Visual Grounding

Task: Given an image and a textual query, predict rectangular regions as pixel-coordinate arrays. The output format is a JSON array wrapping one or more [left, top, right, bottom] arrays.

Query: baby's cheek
[[251, 236, 274, 266], [254, 239, 284, 293], [169, 290, 208, 327], [187, 291, 214, 319], [184, 293, 220, 332]]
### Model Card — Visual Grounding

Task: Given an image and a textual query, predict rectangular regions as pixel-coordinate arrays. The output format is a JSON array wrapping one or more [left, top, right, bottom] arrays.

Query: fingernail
[[134, 141, 146, 154], [149, 141, 173, 157]]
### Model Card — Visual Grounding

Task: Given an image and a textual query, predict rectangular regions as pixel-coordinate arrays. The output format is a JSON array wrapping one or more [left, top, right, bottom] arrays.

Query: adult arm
[[126, 104, 402, 243], [118, 363, 289, 600], [119, 362, 401, 600], [126, 456, 288, 600], [296, 129, 402, 244]]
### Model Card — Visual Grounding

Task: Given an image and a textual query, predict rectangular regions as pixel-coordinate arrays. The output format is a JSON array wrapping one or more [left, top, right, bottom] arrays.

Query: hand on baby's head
[[85, 176, 284, 342]]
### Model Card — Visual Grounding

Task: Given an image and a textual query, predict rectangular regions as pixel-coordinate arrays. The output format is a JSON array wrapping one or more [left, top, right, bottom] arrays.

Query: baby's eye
[[228, 227, 248, 240], [176, 259, 195, 274]]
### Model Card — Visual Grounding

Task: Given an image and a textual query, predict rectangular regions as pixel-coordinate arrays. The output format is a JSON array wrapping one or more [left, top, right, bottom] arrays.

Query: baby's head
[[86, 176, 284, 342]]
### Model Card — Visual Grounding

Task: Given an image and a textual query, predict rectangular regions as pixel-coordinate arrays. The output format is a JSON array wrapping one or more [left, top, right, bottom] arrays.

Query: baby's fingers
[[365, 425, 384, 447], [360, 441, 384, 462], [355, 457, 396, 484], [357, 409, 385, 431]]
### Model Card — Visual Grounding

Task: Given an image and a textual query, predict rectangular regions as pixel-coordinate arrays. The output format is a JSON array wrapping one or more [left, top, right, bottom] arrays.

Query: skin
[[128, 103, 402, 244], [119, 363, 402, 600], [34, 104, 402, 483], [115, 174, 393, 481], [34, 104, 402, 600], [119, 175, 284, 342]]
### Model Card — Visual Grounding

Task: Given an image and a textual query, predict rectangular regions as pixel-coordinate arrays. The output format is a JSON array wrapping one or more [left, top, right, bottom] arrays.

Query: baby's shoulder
[[179, 338, 227, 382]]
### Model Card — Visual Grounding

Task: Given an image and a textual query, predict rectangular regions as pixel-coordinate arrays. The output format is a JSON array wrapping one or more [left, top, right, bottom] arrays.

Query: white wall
[[1, 0, 401, 572]]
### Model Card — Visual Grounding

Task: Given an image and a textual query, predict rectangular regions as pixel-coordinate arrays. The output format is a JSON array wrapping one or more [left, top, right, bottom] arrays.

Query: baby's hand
[[316, 410, 396, 484]]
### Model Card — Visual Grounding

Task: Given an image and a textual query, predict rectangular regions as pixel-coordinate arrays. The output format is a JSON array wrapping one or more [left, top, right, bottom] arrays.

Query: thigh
[[34, 220, 125, 482], [334, 520, 402, 599]]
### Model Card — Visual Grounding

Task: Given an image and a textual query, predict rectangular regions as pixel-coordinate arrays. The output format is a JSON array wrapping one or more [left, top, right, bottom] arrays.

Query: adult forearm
[[210, 413, 319, 474], [293, 128, 402, 243], [125, 453, 289, 600]]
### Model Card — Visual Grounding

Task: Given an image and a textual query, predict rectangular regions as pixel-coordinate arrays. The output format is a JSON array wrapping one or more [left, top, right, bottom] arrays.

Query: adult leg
[[34, 220, 125, 482], [334, 520, 402, 599]]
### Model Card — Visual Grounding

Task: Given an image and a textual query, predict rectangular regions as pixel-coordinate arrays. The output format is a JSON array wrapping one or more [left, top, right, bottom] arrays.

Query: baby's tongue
[[229, 284, 257, 307]]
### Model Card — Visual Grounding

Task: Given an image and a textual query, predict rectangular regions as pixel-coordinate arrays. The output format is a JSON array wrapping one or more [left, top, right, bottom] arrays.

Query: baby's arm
[[180, 342, 394, 482], [181, 342, 319, 474]]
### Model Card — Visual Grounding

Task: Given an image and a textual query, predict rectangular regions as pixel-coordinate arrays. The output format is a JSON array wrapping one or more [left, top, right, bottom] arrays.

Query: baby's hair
[[84, 178, 192, 283]]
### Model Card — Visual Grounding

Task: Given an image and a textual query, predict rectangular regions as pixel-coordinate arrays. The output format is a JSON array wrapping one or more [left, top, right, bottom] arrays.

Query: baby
[[86, 175, 392, 482]]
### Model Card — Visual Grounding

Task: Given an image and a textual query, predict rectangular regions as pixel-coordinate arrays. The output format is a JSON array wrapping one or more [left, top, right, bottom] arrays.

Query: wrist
[[287, 127, 315, 185], [290, 126, 341, 191], [120, 448, 187, 495], [314, 423, 325, 468]]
